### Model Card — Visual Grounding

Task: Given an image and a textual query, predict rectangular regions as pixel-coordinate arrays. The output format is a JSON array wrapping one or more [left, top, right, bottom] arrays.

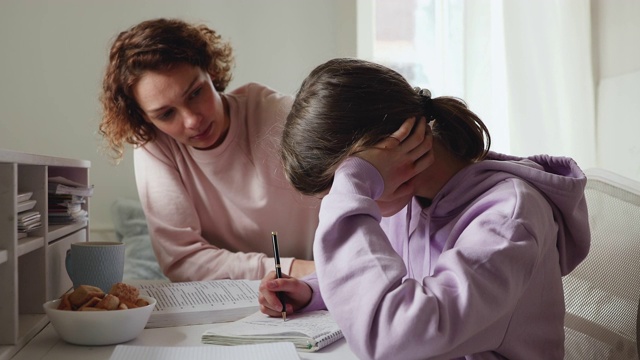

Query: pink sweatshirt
[[303, 152, 590, 359], [134, 83, 320, 281]]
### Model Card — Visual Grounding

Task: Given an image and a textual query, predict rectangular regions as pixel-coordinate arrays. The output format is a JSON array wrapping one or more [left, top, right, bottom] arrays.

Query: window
[[372, 0, 511, 153], [373, 0, 464, 98]]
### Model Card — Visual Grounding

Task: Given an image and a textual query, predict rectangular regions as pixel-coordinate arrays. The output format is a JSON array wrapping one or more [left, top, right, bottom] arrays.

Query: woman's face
[[133, 63, 229, 150]]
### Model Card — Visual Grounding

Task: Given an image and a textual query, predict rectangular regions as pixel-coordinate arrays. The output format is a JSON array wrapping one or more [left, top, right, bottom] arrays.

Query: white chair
[[563, 168, 640, 360]]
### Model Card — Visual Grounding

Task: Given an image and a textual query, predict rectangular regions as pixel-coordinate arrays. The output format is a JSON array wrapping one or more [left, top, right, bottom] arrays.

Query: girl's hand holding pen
[[258, 271, 313, 318]]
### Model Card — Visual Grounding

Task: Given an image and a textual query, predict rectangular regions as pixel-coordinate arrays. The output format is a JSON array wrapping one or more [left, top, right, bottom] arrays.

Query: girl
[[258, 58, 590, 359]]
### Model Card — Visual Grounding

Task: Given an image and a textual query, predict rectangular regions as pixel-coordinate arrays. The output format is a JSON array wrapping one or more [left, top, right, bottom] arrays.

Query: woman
[[259, 58, 590, 359], [99, 18, 319, 281]]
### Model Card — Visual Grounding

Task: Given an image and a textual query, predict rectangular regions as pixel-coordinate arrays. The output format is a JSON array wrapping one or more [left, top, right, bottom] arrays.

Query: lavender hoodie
[[303, 152, 590, 359]]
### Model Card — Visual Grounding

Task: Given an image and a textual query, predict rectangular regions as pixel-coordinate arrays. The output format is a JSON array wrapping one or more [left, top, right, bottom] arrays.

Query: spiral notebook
[[201, 310, 343, 352]]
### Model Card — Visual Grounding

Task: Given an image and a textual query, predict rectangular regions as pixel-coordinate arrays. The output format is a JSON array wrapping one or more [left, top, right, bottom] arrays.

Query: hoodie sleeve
[[313, 157, 558, 359]]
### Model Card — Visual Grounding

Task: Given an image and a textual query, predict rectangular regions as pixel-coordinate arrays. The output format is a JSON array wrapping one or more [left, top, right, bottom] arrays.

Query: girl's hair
[[98, 18, 234, 162], [282, 57, 491, 196]]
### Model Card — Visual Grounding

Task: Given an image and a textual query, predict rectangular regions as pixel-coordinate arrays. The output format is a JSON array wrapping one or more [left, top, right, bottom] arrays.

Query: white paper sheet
[[109, 342, 300, 360]]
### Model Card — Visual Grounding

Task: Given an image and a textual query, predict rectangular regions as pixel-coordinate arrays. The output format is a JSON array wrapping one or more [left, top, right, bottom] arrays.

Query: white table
[[12, 322, 358, 360]]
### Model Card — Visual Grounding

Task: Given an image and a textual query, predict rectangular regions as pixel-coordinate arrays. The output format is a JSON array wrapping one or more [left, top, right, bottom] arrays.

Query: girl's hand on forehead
[[355, 116, 434, 202]]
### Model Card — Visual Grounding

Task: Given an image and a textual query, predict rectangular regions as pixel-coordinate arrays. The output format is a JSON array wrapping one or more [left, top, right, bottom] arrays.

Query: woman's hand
[[258, 271, 313, 317], [289, 259, 315, 279], [355, 117, 434, 209]]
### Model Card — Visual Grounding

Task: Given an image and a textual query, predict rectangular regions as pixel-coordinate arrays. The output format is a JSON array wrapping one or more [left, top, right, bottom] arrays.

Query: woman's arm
[[134, 144, 288, 281]]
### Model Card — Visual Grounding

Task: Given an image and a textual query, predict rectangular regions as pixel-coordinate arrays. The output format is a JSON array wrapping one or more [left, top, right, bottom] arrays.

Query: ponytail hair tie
[[414, 87, 435, 120], [414, 87, 432, 99]]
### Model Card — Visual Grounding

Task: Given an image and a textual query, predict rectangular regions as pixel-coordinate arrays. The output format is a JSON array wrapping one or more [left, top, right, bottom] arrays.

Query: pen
[[271, 231, 287, 321]]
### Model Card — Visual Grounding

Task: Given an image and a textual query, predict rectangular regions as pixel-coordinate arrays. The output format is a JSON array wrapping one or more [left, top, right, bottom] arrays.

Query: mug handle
[[65, 249, 73, 282]]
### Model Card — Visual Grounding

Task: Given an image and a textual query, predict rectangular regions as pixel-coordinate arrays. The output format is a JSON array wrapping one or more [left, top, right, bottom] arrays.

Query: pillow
[[110, 197, 167, 281]]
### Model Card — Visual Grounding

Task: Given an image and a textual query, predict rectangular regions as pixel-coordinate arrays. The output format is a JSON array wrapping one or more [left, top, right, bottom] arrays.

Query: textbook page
[[201, 310, 343, 352], [137, 280, 260, 328], [109, 342, 300, 360]]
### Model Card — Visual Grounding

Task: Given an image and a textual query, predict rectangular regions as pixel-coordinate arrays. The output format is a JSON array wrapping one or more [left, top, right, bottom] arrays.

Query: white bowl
[[43, 295, 156, 345]]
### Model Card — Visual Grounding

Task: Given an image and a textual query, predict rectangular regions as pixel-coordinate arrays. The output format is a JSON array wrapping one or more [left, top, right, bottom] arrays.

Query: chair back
[[564, 168, 640, 359]]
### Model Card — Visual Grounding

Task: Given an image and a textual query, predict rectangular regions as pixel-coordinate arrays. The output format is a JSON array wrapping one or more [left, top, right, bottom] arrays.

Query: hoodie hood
[[432, 151, 590, 275]]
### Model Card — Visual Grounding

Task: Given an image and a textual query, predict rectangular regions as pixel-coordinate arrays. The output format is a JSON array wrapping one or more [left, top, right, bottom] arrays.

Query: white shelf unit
[[0, 149, 90, 360]]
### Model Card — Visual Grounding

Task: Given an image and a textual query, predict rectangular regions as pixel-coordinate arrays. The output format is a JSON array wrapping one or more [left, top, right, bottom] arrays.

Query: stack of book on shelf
[[17, 191, 41, 239], [48, 176, 93, 225]]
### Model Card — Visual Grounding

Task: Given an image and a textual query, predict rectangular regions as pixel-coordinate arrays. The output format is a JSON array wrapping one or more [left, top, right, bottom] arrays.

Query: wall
[[592, 0, 640, 181], [592, 0, 640, 80], [3, 0, 638, 236], [0, 0, 359, 234]]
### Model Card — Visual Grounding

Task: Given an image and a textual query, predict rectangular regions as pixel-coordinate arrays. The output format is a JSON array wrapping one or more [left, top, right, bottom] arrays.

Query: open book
[[201, 310, 343, 352], [137, 280, 260, 328]]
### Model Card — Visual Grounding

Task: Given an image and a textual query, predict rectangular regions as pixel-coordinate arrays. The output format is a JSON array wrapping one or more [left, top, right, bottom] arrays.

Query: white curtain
[[464, 0, 596, 169]]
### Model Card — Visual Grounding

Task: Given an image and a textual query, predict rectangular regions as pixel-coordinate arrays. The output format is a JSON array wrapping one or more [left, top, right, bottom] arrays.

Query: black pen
[[271, 231, 287, 321]]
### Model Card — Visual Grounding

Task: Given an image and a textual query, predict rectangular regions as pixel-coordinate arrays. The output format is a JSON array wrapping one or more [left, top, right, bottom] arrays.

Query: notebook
[[201, 310, 343, 352]]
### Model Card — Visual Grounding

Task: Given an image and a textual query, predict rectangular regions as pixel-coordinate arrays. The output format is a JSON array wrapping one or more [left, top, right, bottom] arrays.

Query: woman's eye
[[157, 109, 174, 120], [189, 87, 202, 99]]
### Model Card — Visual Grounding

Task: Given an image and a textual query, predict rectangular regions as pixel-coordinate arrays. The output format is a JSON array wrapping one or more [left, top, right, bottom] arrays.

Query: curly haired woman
[[99, 18, 319, 281]]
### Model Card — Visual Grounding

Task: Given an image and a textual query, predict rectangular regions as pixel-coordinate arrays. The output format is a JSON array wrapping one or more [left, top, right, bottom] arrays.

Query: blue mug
[[65, 241, 125, 293]]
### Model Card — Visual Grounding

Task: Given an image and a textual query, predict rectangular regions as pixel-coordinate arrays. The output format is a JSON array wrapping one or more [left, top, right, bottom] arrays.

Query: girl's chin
[[377, 196, 413, 216], [379, 205, 405, 217]]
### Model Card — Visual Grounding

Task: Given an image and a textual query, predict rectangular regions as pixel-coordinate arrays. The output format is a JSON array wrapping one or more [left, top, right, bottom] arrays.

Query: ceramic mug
[[65, 241, 125, 293]]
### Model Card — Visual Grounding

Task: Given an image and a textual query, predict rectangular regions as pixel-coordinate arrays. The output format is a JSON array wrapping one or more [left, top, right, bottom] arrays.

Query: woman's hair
[[98, 18, 234, 162], [282, 57, 491, 196]]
